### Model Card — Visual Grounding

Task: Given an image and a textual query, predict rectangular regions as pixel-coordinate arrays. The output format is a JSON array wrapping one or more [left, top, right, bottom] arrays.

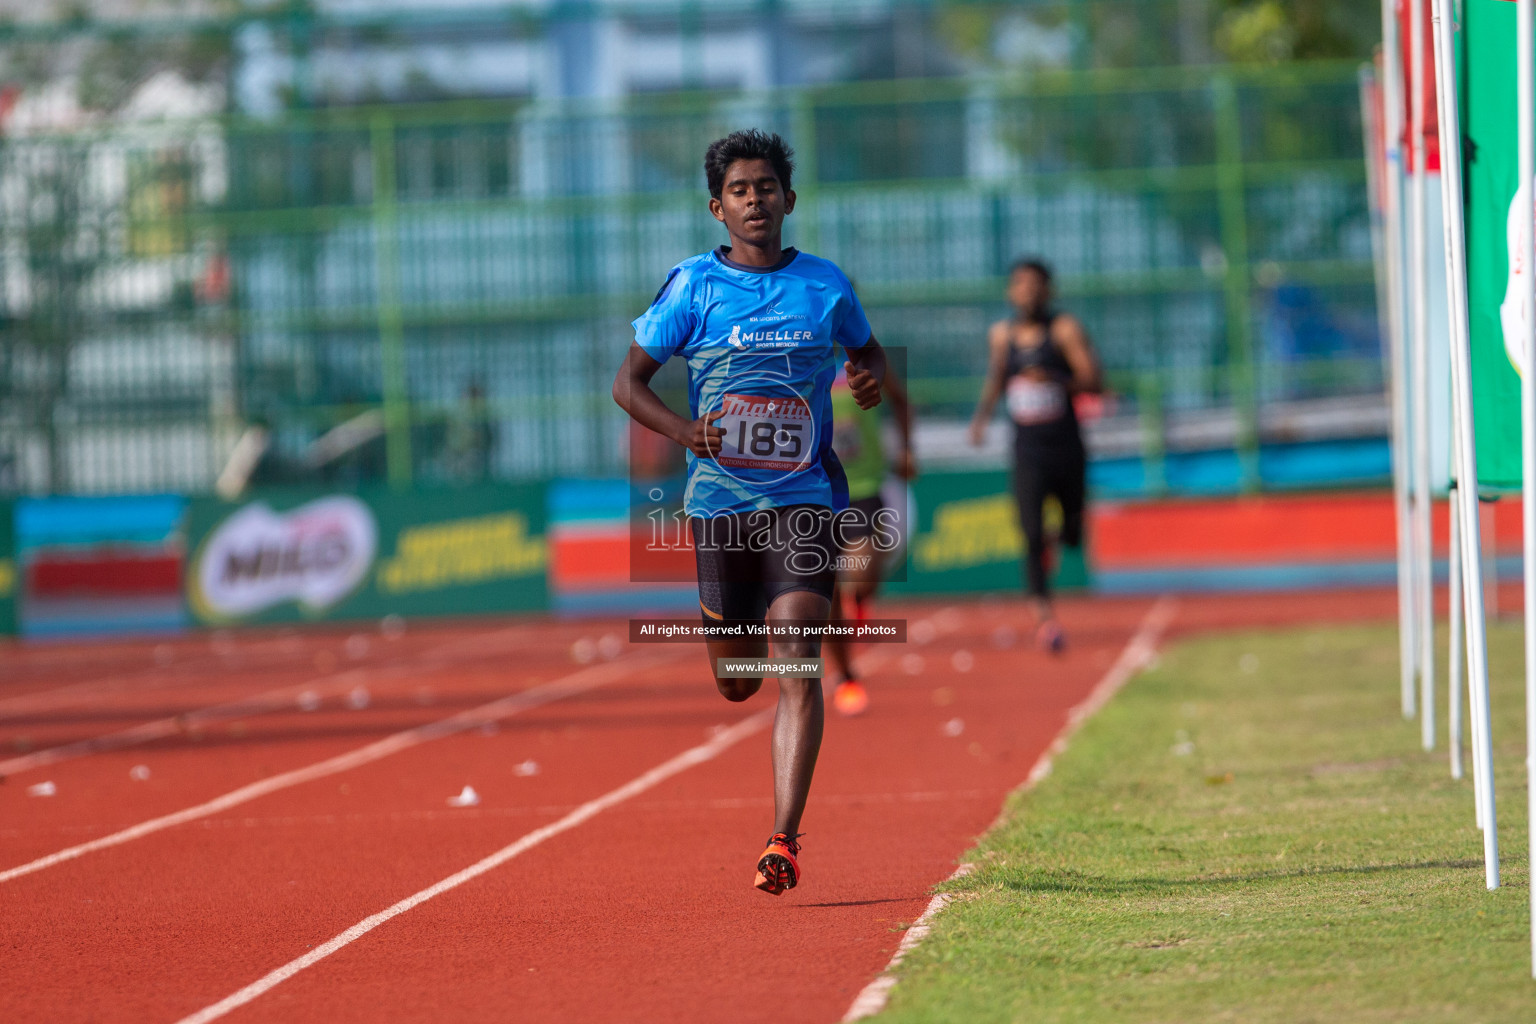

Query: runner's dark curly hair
[[1009, 257, 1053, 283], [705, 130, 795, 200]]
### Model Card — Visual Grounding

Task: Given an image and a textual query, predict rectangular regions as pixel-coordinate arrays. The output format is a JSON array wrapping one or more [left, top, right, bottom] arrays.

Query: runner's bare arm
[[1053, 314, 1104, 395], [882, 366, 917, 479], [612, 341, 726, 459], [968, 321, 1011, 445], [844, 336, 887, 411]]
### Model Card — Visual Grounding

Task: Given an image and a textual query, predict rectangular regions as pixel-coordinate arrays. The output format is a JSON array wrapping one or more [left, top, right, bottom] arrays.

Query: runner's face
[[1008, 269, 1050, 316], [711, 158, 793, 248]]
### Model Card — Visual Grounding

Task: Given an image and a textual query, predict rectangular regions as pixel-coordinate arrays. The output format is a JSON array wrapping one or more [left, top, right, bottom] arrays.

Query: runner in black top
[[969, 258, 1103, 652]]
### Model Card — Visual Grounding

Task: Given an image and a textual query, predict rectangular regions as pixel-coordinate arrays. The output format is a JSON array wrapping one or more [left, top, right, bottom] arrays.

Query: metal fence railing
[[0, 60, 1378, 496]]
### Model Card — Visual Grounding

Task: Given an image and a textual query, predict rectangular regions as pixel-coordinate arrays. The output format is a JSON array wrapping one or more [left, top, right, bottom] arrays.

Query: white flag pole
[[1411, 0, 1437, 749], [1466, 490, 1492, 827], [1433, 0, 1500, 886], [1381, 1, 1420, 719], [1450, 487, 1465, 779], [1483, 502, 1499, 621], [1431, 2, 1475, 811], [1360, 67, 1427, 732], [1363, 70, 1397, 451], [1517, 0, 1536, 968]]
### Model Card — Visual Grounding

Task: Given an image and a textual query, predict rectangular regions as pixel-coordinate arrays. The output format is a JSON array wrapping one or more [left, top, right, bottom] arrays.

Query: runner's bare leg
[[825, 535, 879, 681], [765, 588, 831, 836], [825, 583, 856, 682], [706, 637, 768, 702]]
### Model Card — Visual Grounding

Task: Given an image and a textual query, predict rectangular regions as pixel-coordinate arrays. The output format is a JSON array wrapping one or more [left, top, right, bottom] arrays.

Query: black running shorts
[[692, 504, 838, 622], [838, 494, 886, 542]]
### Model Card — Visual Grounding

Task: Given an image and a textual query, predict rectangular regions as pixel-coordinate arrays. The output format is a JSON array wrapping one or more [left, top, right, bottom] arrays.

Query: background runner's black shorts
[[839, 494, 886, 542], [692, 504, 838, 622]]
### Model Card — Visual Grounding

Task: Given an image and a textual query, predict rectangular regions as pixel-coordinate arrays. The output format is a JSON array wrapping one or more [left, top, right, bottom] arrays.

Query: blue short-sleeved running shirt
[[633, 247, 872, 518]]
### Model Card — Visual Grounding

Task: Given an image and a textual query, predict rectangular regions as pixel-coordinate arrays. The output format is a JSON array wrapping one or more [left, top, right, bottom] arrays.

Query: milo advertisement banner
[[186, 484, 547, 625], [1463, 0, 1527, 490], [889, 470, 1089, 596]]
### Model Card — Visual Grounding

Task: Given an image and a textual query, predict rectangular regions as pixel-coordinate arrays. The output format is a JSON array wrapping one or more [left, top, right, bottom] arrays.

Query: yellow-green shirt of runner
[[830, 372, 886, 502]]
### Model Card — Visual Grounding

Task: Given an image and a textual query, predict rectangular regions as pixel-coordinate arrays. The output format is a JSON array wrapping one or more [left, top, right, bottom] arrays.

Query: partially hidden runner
[[969, 258, 1102, 652], [825, 358, 914, 716], [611, 129, 888, 895]]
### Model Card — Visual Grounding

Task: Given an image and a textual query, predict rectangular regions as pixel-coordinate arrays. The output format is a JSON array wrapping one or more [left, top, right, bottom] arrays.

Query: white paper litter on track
[[172, 708, 773, 1024], [446, 785, 480, 808], [0, 651, 684, 884]]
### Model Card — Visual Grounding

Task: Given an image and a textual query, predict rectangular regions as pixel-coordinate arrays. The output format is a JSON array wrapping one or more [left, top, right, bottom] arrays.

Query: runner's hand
[[682, 409, 727, 459], [845, 362, 882, 410]]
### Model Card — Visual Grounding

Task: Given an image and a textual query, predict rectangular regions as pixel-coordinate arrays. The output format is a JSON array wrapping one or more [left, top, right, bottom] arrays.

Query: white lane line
[[3, 789, 997, 841], [0, 670, 168, 719], [0, 622, 585, 777], [1019, 596, 1178, 794], [172, 707, 774, 1024], [841, 864, 975, 1022], [0, 641, 346, 720], [7, 789, 995, 838], [841, 595, 1178, 1022], [0, 619, 545, 722], [0, 651, 683, 884], [0, 668, 373, 779], [0, 656, 304, 721]]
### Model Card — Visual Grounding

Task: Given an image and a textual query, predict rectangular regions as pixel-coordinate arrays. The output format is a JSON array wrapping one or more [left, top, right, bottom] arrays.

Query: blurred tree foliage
[[0, 1, 234, 113], [1214, 0, 1381, 63], [938, 0, 1382, 71], [75, 26, 231, 110], [925, 0, 1370, 288]]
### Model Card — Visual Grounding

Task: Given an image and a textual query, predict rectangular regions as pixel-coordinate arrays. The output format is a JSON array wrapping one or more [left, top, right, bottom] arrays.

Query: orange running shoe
[[753, 832, 802, 895], [833, 679, 869, 716]]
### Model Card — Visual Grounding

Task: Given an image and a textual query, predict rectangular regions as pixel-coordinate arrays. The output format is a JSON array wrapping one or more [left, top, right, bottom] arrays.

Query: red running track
[[0, 590, 1402, 1023]]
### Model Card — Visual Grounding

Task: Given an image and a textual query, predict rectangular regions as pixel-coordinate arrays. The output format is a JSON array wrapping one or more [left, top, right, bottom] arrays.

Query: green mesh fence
[[0, 60, 1377, 495]]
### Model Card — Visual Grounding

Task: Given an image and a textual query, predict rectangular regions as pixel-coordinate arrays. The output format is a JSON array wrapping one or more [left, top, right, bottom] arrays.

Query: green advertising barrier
[[889, 469, 1090, 597], [0, 500, 13, 636], [185, 483, 547, 626]]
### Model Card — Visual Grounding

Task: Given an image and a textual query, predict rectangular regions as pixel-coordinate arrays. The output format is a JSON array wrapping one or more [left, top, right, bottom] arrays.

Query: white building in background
[[230, 0, 977, 115], [0, 3, 1379, 495], [0, 66, 234, 495]]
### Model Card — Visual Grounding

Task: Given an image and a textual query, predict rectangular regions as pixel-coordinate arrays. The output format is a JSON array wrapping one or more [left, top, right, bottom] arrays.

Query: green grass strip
[[877, 622, 1534, 1023]]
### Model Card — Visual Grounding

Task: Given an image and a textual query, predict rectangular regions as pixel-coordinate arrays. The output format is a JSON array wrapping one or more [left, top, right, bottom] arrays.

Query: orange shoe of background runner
[[753, 832, 802, 895], [833, 679, 869, 716]]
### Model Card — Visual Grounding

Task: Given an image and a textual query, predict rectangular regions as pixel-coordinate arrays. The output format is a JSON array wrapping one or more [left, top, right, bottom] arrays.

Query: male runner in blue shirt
[[612, 129, 888, 895]]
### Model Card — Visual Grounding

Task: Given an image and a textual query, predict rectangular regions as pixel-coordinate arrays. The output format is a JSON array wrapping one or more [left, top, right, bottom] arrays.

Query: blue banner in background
[[16, 495, 188, 639], [0, 500, 13, 637]]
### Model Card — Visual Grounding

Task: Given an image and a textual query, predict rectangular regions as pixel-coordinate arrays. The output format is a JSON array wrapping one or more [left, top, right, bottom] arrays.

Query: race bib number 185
[[717, 392, 814, 473]]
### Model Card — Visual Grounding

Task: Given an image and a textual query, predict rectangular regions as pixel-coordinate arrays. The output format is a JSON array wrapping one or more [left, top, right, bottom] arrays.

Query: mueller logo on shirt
[[724, 324, 816, 349]]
